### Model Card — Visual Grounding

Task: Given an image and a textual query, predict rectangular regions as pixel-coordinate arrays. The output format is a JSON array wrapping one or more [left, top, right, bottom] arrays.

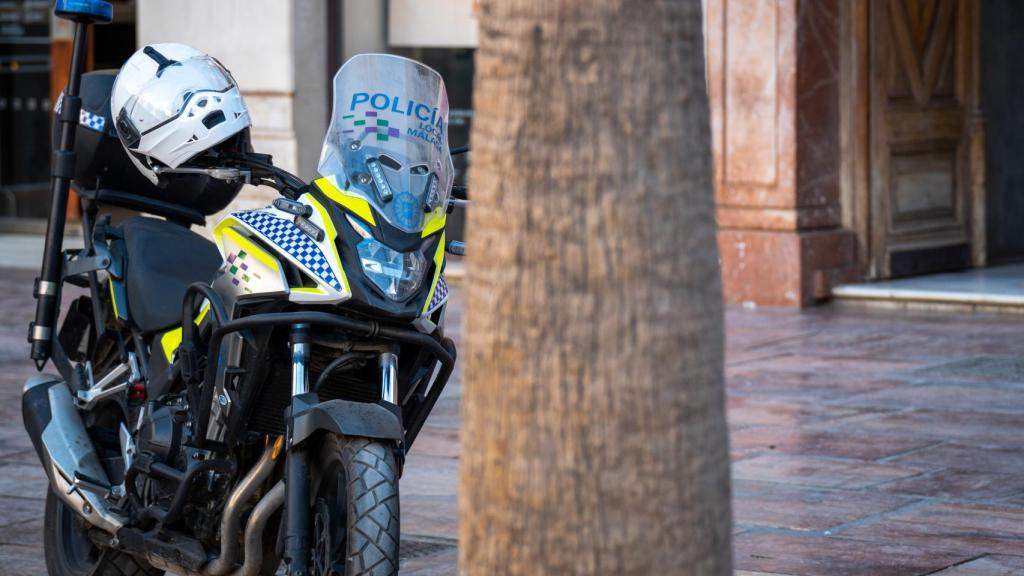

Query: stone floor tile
[[409, 426, 460, 459], [401, 494, 459, 541], [0, 544, 46, 576], [0, 464, 48, 500], [733, 481, 914, 531], [0, 497, 44, 529], [726, 397, 867, 431], [839, 502, 1024, 555], [728, 353, 920, 376], [732, 454, 923, 489], [912, 356, 1024, 386], [930, 554, 1024, 575], [0, 431, 33, 460], [400, 453, 459, 498], [0, 449, 37, 465], [843, 384, 1024, 415], [879, 468, 1024, 501], [734, 532, 973, 576], [400, 546, 459, 575], [0, 517, 43, 547], [730, 427, 938, 461], [839, 410, 1024, 446], [727, 370, 902, 403], [1001, 494, 1024, 507], [887, 443, 1024, 475]]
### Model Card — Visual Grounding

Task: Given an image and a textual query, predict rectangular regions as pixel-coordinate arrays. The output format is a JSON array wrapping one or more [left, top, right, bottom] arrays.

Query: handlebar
[[169, 151, 471, 254], [168, 149, 471, 206]]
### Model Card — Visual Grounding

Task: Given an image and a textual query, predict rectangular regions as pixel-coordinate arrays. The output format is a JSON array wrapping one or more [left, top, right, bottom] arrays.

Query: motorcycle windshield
[[318, 54, 453, 233]]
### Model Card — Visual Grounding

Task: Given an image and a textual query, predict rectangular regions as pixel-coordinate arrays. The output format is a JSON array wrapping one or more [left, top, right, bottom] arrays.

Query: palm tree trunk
[[460, 0, 732, 574]]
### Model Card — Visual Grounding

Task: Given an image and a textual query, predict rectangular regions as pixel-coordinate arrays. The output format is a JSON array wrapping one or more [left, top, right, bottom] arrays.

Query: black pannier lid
[[56, 69, 246, 217]]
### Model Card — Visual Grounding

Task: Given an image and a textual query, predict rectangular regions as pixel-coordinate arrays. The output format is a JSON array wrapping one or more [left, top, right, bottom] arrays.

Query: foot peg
[[73, 471, 125, 502]]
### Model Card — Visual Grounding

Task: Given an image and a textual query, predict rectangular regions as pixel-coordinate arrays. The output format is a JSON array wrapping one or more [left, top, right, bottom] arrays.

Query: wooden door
[[869, 0, 982, 278]]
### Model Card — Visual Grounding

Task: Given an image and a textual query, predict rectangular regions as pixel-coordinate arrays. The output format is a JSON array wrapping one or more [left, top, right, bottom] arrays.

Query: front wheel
[[311, 435, 400, 576]]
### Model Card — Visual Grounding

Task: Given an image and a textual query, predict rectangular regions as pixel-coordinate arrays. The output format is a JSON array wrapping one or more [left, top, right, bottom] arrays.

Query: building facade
[[2, 0, 1021, 306]]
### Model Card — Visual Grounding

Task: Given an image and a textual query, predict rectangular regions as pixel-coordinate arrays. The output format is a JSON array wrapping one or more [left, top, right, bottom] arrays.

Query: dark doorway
[[0, 1, 52, 220], [982, 0, 1024, 264]]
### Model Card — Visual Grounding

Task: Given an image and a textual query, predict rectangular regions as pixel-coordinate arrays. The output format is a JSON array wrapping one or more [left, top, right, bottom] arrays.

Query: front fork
[[282, 323, 400, 575], [283, 323, 312, 575]]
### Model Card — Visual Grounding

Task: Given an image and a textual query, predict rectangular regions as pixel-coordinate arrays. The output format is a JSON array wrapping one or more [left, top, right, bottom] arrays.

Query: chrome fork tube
[[379, 352, 398, 404], [290, 324, 310, 397]]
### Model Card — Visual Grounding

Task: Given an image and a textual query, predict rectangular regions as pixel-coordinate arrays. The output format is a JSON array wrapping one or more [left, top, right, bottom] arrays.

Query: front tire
[[43, 489, 163, 576], [311, 435, 400, 576]]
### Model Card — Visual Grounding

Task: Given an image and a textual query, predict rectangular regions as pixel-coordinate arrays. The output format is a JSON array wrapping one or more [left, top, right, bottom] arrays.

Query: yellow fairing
[[315, 176, 376, 226], [290, 286, 329, 296], [108, 277, 122, 320], [159, 302, 210, 362], [219, 227, 282, 273], [317, 175, 447, 239], [212, 216, 244, 251], [422, 231, 445, 315], [421, 208, 446, 238]]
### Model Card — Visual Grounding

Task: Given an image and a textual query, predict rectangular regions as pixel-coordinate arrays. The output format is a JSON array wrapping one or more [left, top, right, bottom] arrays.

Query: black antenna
[[143, 46, 181, 77], [30, 1, 113, 367]]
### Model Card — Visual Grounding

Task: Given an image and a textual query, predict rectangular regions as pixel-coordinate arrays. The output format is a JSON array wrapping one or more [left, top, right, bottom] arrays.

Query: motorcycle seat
[[118, 216, 223, 333]]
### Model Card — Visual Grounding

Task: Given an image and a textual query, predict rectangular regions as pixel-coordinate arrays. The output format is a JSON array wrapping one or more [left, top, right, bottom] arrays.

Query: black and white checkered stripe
[[235, 209, 343, 291], [426, 274, 448, 315]]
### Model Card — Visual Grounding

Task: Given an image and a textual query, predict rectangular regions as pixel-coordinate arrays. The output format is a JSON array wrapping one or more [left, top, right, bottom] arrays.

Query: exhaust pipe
[[204, 437, 283, 575], [233, 481, 285, 576], [22, 374, 126, 534]]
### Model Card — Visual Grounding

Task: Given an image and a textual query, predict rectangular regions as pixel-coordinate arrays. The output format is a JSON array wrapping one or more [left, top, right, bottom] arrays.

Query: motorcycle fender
[[291, 398, 403, 446]]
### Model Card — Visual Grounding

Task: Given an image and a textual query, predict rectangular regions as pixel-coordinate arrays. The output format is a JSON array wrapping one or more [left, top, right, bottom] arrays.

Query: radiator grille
[[246, 350, 380, 437]]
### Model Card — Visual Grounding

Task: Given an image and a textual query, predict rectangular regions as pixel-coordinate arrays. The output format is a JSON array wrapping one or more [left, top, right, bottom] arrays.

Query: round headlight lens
[[356, 238, 427, 301]]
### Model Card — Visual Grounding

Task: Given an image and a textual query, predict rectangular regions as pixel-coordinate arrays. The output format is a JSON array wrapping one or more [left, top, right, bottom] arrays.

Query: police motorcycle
[[24, 3, 464, 575]]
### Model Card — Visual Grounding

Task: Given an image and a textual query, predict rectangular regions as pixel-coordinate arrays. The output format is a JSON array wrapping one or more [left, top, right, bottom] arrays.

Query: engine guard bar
[[190, 310, 456, 449]]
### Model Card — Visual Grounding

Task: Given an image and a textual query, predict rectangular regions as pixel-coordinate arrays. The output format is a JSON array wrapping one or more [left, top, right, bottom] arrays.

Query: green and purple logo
[[344, 110, 401, 142], [226, 250, 258, 290]]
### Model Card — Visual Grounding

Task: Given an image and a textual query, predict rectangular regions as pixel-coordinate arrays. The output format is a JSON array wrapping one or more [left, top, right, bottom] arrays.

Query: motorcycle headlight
[[356, 238, 427, 301]]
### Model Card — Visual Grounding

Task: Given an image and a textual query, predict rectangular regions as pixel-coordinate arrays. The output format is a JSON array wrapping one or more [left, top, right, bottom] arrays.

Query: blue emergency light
[[53, 0, 113, 24]]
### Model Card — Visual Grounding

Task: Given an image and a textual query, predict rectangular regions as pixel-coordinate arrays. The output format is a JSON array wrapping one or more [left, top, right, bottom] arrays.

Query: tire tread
[[331, 436, 400, 576]]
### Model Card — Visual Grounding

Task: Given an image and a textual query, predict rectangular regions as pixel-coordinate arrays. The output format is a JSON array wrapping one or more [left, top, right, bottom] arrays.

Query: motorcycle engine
[[136, 395, 191, 465], [133, 394, 234, 543]]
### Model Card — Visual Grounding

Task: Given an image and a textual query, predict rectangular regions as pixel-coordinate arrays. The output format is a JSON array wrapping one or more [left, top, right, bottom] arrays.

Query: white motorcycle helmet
[[111, 43, 250, 183]]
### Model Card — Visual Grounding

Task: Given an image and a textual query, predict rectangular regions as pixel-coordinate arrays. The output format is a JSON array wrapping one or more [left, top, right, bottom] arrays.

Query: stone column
[[705, 0, 859, 306]]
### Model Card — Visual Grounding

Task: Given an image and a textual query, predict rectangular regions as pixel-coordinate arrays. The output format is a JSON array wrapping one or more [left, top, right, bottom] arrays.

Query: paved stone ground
[[1, 267, 1023, 575]]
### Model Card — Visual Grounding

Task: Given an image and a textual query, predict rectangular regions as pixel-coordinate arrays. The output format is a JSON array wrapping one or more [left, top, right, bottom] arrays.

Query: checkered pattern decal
[[234, 210, 343, 291], [426, 274, 448, 315], [79, 109, 105, 132], [55, 96, 106, 132]]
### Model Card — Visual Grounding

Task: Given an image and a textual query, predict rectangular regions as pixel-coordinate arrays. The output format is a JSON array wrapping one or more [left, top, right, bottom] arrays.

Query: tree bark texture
[[461, 1, 732, 574]]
